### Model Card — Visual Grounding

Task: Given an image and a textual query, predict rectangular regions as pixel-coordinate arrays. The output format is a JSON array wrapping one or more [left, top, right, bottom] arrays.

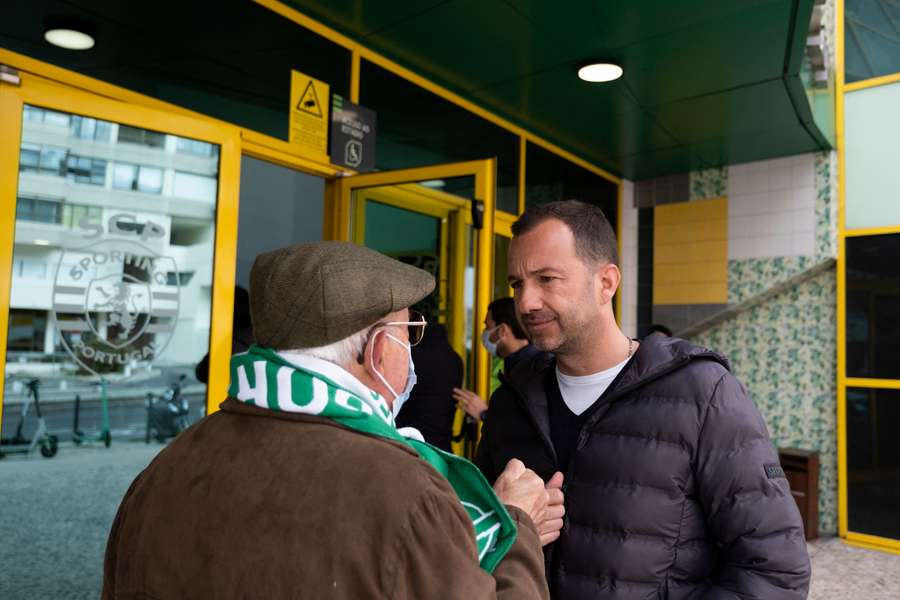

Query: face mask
[[370, 331, 417, 419], [481, 327, 499, 357]]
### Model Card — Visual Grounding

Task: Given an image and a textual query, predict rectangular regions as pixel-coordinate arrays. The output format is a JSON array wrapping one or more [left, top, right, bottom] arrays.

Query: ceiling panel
[[3, 0, 830, 180]]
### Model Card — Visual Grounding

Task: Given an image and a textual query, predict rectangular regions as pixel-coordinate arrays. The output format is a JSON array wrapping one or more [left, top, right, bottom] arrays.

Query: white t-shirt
[[555, 356, 631, 416]]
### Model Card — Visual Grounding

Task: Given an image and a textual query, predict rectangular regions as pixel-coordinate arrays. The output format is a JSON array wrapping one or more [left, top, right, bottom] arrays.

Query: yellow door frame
[[0, 71, 241, 423], [337, 160, 496, 440], [350, 183, 464, 329], [836, 0, 900, 555]]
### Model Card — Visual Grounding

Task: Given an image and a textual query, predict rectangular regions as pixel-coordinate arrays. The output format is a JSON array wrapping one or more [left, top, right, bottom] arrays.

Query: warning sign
[[289, 70, 329, 161]]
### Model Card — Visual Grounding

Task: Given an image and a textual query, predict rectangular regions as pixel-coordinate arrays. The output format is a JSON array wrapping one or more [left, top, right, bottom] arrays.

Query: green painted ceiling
[[285, 0, 832, 179], [1, 1, 831, 180]]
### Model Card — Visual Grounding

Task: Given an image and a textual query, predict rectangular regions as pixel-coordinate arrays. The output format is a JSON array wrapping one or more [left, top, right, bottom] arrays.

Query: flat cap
[[249, 241, 435, 350]]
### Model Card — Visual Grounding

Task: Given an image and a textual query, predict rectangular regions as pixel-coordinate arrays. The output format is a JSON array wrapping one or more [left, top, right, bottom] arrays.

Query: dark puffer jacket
[[475, 334, 811, 599]]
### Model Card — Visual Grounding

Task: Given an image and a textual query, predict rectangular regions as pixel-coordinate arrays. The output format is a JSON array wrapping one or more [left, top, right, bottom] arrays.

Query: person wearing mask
[[104, 241, 563, 599], [454, 297, 544, 422], [475, 201, 810, 599], [395, 315, 464, 452]]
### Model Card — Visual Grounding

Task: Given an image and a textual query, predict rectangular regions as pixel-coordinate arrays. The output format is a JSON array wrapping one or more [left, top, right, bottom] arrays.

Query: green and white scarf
[[228, 345, 517, 573]]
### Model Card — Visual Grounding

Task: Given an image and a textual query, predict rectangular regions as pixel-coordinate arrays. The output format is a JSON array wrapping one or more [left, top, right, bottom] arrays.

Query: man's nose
[[516, 280, 542, 314]]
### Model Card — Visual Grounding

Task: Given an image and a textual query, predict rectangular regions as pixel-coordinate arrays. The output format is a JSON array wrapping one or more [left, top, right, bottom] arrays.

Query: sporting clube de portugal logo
[[51, 214, 180, 376]]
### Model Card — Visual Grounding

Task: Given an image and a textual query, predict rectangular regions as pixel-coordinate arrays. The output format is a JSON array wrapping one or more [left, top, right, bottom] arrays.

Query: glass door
[[0, 71, 240, 596], [338, 160, 495, 457], [0, 74, 241, 425]]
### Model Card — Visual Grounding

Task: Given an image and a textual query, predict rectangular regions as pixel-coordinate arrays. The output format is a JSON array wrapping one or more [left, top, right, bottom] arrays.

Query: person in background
[[395, 297, 463, 451], [454, 297, 545, 422], [646, 323, 673, 337], [104, 241, 561, 599], [194, 285, 255, 384]]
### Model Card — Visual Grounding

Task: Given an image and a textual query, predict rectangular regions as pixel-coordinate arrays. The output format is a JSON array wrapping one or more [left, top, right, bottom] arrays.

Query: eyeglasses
[[381, 309, 427, 346]]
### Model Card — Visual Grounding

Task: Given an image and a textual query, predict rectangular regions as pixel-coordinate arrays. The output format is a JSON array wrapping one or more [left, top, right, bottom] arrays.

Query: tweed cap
[[249, 241, 435, 350]]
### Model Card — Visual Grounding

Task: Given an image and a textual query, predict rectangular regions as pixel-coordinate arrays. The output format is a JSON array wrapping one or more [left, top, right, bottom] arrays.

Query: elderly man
[[103, 241, 560, 599]]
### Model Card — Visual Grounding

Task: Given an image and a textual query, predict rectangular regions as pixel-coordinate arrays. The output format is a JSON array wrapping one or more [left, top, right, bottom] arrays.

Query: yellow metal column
[[835, 0, 849, 541], [0, 78, 24, 433], [474, 159, 496, 404]]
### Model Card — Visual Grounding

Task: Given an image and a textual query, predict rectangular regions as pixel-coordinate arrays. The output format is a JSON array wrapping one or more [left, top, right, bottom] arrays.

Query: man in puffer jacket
[[475, 200, 811, 599]]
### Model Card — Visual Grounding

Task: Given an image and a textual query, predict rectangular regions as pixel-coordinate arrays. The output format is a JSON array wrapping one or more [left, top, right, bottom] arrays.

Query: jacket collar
[[501, 334, 730, 448]]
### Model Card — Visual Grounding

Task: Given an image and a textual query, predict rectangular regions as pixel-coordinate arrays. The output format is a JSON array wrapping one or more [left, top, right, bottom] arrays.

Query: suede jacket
[[103, 398, 548, 600]]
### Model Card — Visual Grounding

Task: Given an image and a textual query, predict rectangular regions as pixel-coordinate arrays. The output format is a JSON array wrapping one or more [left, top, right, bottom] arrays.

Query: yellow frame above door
[[0, 71, 241, 423]]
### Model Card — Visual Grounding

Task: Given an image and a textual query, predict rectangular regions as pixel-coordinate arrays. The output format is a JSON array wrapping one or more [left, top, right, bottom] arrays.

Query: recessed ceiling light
[[33, 239, 51, 246], [45, 28, 94, 50], [578, 61, 623, 83], [421, 180, 446, 188], [44, 17, 95, 50]]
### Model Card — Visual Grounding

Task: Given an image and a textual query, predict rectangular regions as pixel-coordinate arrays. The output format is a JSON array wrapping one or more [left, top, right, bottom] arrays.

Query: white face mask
[[370, 331, 417, 419], [481, 327, 499, 357]]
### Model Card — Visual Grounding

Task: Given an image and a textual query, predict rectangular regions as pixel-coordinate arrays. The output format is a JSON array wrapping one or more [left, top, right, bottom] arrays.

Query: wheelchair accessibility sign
[[330, 94, 376, 172]]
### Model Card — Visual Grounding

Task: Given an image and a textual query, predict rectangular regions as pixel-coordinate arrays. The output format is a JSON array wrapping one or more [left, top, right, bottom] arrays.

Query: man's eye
[[539, 276, 555, 283], [510, 281, 522, 290]]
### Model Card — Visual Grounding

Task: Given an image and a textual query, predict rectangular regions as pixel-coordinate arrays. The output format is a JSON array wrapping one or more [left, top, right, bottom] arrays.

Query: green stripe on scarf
[[228, 345, 516, 573]]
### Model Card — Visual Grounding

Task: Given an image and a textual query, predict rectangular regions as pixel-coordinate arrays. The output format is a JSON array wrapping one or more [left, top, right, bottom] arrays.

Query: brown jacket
[[103, 399, 548, 599]]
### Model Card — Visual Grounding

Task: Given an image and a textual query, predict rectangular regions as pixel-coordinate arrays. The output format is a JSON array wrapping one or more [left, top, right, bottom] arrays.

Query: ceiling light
[[44, 17, 95, 50], [33, 239, 51, 246], [421, 180, 446, 188], [578, 62, 623, 83]]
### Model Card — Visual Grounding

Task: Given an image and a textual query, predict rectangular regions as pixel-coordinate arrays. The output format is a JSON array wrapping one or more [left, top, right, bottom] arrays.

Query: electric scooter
[[0, 379, 59, 458], [145, 374, 190, 443], [72, 377, 111, 447]]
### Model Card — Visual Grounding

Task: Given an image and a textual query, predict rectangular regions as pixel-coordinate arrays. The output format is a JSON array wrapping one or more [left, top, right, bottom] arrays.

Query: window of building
[[71, 116, 113, 142], [173, 171, 217, 203], [60, 204, 103, 229], [65, 155, 107, 186], [176, 137, 218, 159], [846, 0, 900, 83], [22, 106, 70, 127], [16, 197, 61, 224], [6, 309, 48, 352], [117, 124, 166, 148], [19, 144, 67, 175], [113, 163, 164, 194]]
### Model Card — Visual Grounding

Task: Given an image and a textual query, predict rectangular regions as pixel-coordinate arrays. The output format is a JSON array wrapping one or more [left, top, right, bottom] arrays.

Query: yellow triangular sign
[[297, 80, 322, 118]]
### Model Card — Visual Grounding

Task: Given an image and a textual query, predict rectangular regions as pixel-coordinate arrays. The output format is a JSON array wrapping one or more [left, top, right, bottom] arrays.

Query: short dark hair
[[647, 323, 673, 337], [511, 200, 618, 266], [488, 297, 527, 340]]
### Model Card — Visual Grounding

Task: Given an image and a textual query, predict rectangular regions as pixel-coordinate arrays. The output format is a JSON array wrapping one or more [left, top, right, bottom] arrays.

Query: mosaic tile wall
[[683, 150, 839, 534], [692, 269, 837, 534]]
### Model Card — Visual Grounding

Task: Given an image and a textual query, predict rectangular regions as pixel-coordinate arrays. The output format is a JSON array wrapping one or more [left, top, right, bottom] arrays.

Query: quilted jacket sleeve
[[694, 371, 811, 599], [474, 398, 500, 484]]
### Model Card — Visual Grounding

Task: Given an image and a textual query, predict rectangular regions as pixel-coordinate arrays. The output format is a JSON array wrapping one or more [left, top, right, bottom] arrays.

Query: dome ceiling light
[[44, 17, 95, 50], [577, 61, 623, 83]]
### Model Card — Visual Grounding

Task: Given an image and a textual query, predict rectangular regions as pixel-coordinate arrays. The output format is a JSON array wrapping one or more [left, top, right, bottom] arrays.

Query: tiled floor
[[809, 536, 900, 599]]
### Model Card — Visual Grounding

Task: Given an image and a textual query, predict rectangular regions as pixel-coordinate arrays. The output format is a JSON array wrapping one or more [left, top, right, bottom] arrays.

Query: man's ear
[[596, 263, 621, 305], [363, 330, 385, 373]]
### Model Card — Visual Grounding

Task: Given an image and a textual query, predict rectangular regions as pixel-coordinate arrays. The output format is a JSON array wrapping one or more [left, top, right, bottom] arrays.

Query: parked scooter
[[72, 377, 112, 448], [0, 379, 58, 458], [145, 374, 190, 443]]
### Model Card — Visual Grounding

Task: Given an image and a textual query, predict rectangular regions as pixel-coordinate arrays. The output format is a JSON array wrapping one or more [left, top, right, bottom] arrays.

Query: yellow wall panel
[[653, 198, 728, 305], [653, 260, 729, 286], [653, 240, 728, 265], [654, 282, 729, 305]]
